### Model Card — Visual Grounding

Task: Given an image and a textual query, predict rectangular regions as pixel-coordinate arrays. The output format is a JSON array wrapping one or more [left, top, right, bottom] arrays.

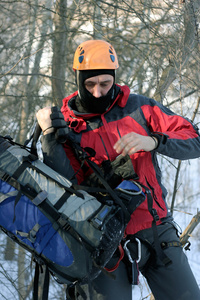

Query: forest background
[[0, 0, 200, 299]]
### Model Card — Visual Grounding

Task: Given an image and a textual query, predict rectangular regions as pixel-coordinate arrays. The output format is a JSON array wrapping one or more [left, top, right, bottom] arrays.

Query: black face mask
[[75, 70, 116, 114], [76, 84, 115, 114]]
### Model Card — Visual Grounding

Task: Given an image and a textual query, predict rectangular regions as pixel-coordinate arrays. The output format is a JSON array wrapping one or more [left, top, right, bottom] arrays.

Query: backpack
[[0, 134, 145, 299]]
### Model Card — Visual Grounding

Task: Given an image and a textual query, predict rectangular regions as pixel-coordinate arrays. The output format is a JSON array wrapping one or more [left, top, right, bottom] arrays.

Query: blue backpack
[[0, 135, 145, 299]]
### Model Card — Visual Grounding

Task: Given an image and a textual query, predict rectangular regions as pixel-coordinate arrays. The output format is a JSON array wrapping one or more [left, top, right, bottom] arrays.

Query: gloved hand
[[50, 106, 71, 143], [50, 106, 66, 128]]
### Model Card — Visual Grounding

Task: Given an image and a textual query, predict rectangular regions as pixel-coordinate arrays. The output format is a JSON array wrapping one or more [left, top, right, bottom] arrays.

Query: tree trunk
[[52, 0, 67, 107], [18, 247, 26, 300]]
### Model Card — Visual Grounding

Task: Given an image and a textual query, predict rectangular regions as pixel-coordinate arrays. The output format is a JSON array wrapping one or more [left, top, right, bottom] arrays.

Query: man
[[37, 39, 200, 300]]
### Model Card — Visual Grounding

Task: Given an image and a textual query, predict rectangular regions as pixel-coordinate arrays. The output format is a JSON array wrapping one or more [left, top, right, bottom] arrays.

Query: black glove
[[50, 106, 70, 143]]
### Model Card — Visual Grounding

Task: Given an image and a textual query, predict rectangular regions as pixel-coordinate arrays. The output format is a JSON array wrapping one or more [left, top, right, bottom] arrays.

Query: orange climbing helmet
[[73, 40, 119, 71]]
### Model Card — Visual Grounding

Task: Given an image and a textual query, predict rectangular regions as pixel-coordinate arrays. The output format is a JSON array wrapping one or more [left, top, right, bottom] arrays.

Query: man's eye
[[100, 83, 108, 87], [85, 83, 94, 88]]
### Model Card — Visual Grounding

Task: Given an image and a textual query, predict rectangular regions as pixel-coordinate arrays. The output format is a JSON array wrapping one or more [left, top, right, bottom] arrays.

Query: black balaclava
[[75, 69, 116, 114]]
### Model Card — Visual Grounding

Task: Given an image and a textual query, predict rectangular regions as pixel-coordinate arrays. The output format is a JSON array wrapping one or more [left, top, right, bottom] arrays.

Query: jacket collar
[[61, 84, 130, 132]]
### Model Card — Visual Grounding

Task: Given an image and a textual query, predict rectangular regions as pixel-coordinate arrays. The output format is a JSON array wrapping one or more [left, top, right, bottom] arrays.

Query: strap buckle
[[151, 208, 159, 221]]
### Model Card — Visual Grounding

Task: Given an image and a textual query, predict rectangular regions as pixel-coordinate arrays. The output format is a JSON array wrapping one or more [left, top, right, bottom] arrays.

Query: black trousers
[[79, 223, 200, 300]]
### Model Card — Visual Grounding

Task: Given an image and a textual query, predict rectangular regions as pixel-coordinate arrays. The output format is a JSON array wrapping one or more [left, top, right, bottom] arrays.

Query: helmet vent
[[109, 47, 115, 62], [79, 56, 84, 63]]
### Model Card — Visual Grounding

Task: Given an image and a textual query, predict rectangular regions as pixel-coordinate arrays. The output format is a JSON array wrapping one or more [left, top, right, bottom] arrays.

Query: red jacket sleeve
[[141, 100, 200, 160]]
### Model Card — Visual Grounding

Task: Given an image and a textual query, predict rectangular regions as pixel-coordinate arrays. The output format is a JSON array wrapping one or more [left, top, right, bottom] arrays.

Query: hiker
[[36, 39, 200, 300]]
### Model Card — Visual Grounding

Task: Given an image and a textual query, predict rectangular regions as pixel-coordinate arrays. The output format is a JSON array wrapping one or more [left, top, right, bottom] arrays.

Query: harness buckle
[[151, 208, 159, 221]]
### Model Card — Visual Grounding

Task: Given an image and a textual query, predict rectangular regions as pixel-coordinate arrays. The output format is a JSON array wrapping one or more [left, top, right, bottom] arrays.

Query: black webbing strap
[[33, 263, 50, 300], [34, 196, 63, 225], [33, 262, 40, 300], [54, 190, 73, 210], [12, 154, 37, 180], [145, 188, 172, 266], [42, 266, 50, 300]]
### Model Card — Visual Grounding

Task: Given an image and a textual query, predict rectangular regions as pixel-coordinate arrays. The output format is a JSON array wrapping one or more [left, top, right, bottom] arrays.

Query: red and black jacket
[[61, 84, 200, 235]]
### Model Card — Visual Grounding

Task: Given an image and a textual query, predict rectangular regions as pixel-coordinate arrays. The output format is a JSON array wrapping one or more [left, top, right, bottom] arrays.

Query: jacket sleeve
[[41, 133, 78, 184], [141, 98, 200, 160]]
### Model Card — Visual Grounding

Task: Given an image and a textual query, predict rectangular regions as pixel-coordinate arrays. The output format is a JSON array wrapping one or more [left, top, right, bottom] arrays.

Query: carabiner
[[123, 238, 141, 264]]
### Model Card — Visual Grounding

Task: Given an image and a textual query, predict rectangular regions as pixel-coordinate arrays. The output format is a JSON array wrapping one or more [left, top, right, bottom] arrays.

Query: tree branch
[[180, 211, 200, 249]]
